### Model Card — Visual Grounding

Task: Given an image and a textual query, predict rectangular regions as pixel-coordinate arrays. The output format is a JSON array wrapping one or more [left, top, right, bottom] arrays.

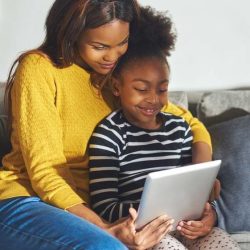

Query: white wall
[[0, 0, 54, 82], [141, 0, 250, 90], [1, 0, 250, 91]]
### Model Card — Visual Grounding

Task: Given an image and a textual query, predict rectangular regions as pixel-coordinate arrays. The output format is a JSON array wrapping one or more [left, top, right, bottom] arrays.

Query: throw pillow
[[208, 115, 250, 233], [168, 91, 188, 109], [0, 115, 11, 163], [197, 90, 250, 126], [0, 83, 6, 115]]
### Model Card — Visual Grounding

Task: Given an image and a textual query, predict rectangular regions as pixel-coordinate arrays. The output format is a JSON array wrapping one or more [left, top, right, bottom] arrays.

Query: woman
[[0, 0, 212, 249]]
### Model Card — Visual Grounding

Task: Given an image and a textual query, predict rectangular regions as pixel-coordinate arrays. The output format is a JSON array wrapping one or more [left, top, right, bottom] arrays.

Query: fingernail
[[170, 219, 175, 224], [177, 226, 181, 231]]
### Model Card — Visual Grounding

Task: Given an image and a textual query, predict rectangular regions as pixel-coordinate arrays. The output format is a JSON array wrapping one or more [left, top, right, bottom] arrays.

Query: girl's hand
[[176, 203, 216, 240], [108, 208, 174, 250]]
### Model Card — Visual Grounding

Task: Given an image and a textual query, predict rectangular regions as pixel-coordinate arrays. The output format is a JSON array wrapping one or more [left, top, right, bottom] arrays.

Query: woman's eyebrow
[[117, 35, 129, 45], [90, 35, 129, 48]]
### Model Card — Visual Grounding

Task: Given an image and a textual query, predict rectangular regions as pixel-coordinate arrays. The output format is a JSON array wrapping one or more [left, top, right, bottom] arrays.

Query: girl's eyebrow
[[132, 78, 169, 84], [90, 35, 129, 48]]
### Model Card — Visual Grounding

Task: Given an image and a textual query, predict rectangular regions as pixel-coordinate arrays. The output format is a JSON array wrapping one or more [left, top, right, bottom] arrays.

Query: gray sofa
[[0, 83, 249, 249], [180, 90, 250, 250]]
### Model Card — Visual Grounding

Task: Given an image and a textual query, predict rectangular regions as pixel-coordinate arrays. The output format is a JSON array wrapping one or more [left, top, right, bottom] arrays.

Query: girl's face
[[114, 58, 169, 130], [78, 20, 129, 74]]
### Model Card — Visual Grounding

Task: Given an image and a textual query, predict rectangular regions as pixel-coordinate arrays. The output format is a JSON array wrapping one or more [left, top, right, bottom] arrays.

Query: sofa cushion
[[168, 91, 188, 109], [231, 232, 250, 250], [0, 115, 11, 162], [208, 115, 250, 233], [197, 90, 250, 126], [0, 83, 6, 115]]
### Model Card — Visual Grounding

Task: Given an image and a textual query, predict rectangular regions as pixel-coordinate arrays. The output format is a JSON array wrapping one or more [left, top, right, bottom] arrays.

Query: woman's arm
[[13, 55, 84, 209], [192, 141, 212, 163]]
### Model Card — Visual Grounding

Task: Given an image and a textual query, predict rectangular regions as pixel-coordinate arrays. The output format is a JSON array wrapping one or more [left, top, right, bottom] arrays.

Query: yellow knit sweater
[[0, 54, 211, 209]]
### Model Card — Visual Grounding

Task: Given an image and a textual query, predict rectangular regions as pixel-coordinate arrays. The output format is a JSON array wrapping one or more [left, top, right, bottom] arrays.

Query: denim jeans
[[0, 196, 127, 250]]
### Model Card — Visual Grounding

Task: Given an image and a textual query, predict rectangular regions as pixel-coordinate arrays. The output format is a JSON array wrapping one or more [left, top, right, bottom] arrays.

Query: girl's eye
[[159, 89, 168, 93], [134, 88, 147, 92]]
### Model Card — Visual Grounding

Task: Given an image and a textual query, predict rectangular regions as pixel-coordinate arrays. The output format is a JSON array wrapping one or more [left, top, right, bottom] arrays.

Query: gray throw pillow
[[168, 91, 188, 109], [208, 115, 250, 233], [197, 91, 250, 126], [0, 83, 6, 115]]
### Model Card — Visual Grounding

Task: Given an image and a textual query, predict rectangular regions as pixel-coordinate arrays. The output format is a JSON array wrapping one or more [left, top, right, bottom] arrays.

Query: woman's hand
[[108, 208, 174, 250], [67, 204, 173, 249], [176, 203, 216, 240]]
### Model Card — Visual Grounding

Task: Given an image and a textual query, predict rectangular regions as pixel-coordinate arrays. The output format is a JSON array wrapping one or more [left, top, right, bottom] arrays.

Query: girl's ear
[[111, 77, 121, 97]]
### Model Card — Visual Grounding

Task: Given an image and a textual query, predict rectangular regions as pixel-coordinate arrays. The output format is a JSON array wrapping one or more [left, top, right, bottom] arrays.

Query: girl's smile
[[113, 57, 169, 130]]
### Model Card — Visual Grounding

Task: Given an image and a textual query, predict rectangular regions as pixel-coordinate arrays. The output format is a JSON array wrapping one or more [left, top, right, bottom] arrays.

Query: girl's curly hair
[[129, 5, 176, 56], [114, 5, 177, 76]]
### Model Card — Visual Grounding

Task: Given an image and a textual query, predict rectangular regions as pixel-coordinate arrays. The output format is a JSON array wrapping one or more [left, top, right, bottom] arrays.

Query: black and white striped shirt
[[89, 110, 193, 222]]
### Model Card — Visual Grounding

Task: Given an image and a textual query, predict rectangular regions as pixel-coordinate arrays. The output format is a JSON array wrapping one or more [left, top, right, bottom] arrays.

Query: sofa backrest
[[0, 83, 11, 162]]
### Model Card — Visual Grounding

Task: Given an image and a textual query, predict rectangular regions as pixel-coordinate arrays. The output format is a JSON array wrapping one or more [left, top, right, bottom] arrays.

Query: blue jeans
[[0, 197, 127, 250]]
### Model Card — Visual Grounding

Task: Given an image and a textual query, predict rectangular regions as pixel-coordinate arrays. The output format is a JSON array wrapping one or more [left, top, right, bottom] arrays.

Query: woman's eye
[[92, 46, 106, 51], [119, 39, 129, 46]]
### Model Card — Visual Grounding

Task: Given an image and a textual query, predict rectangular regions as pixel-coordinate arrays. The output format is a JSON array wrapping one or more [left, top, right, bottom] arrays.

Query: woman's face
[[114, 58, 169, 130], [78, 20, 129, 74]]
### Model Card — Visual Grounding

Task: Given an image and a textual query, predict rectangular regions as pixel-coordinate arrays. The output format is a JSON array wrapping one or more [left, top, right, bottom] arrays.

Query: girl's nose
[[146, 91, 158, 104]]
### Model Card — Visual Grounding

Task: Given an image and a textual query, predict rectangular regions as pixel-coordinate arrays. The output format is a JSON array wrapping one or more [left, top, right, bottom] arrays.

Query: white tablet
[[135, 160, 221, 230]]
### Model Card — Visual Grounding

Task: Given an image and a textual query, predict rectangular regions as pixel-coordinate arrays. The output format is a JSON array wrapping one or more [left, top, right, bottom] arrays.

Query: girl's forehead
[[123, 57, 169, 72], [119, 58, 170, 82]]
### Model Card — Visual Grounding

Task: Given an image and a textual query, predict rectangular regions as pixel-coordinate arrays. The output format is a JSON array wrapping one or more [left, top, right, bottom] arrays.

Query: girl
[[89, 6, 240, 250], [1, 0, 212, 249]]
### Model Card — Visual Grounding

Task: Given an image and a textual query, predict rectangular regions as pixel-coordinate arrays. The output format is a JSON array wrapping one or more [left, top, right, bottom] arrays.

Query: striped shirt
[[89, 110, 193, 222]]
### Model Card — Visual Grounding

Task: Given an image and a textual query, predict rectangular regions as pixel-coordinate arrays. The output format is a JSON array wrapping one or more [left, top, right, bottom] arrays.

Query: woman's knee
[[90, 233, 127, 250], [0, 197, 127, 250]]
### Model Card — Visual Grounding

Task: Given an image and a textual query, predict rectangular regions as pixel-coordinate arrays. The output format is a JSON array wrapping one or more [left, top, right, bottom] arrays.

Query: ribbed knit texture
[[0, 54, 211, 209], [0, 54, 111, 209]]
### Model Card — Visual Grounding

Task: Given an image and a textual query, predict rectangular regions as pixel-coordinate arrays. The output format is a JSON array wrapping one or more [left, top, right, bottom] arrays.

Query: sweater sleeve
[[12, 55, 84, 209], [163, 102, 212, 149], [89, 123, 138, 222]]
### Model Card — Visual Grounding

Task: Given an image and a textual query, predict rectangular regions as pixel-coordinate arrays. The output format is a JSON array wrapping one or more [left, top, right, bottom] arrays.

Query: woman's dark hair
[[42, 0, 140, 66], [5, 0, 140, 125]]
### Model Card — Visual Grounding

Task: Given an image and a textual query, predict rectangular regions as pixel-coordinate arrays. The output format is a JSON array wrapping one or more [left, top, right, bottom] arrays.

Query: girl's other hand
[[108, 208, 174, 250], [176, 203, 216, 240]]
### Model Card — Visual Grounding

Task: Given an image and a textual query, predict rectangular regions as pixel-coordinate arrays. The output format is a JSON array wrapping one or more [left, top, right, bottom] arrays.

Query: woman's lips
[[99, 62, 116, 69]]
